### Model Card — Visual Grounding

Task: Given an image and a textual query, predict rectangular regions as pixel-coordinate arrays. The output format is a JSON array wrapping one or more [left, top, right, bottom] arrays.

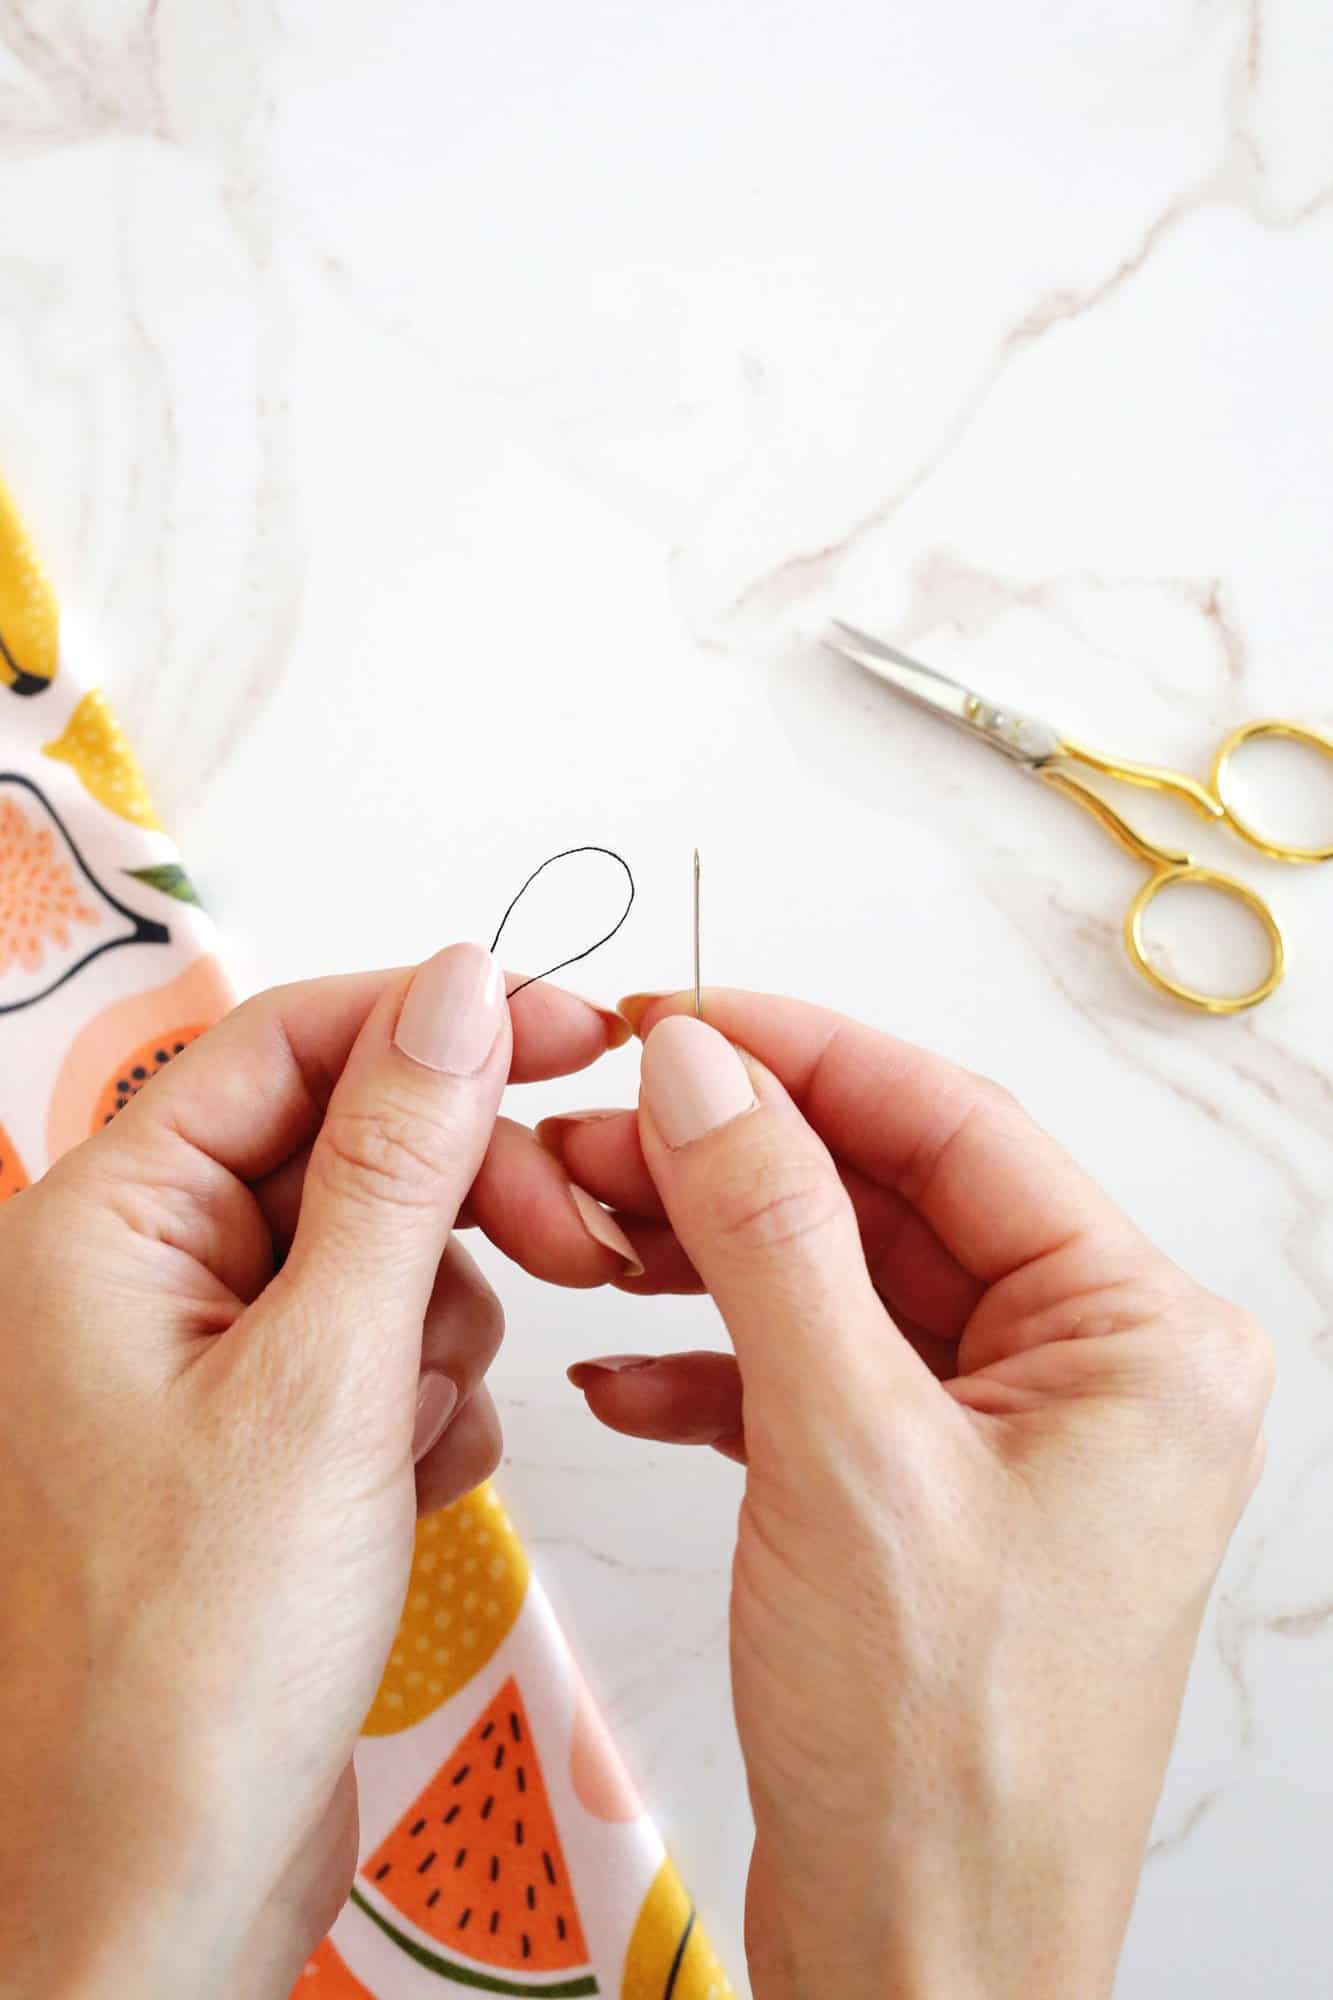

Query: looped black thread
[[491, 846, 636, 999]]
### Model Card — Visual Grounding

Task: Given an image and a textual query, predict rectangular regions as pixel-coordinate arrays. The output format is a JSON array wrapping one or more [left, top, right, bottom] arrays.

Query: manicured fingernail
[[395, 944, 506, 1075], [640, 1015, 756, 1149], [510, 982, 633, 1049], [568, 1184, 644, 1277], [568, 1356, 656, 1387], [570, 992, 634, 1049], [617, 991, 673, 1035], [537, 1110, 624, 1157], [412, 1371, 459, 1460]]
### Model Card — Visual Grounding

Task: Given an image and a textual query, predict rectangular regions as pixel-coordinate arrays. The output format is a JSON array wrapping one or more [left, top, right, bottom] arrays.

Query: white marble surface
[[4, 0, 1333, 1989]]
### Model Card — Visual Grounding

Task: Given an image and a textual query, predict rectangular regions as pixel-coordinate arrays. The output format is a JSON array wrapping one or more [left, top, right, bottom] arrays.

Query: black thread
[[490, 846, 635, 1000]]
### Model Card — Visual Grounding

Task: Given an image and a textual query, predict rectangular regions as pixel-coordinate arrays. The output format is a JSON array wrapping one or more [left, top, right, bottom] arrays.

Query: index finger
[[620, 989, 1135, 1284], [75, 958, 628, 1187]]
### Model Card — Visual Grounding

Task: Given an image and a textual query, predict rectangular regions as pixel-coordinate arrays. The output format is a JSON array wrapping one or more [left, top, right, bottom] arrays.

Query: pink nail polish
[[616, 991, 672, 1035], [537, 1110, 624, 1153], [568, 1185, 644, 1276], [395, 944, 506, 1076], [568, 1355, 656, 1385], [412, 1371, 459, 1460], [552, 987, 635, 1049], [508, 979, 632, 1044], [640, 1015, 756, 1149]]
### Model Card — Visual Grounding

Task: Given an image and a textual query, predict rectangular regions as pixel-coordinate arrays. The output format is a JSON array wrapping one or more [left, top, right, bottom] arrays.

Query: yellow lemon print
[[0, 479, 58, 697], [622, 1857, 735, 2000], [43, 689, 161, 829], [363, 1483, 530, 1735]]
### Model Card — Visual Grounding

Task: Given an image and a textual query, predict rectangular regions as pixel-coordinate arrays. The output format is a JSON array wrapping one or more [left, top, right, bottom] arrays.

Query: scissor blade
[[824, 620, 982, 727], [823, 619, 1062, 767]]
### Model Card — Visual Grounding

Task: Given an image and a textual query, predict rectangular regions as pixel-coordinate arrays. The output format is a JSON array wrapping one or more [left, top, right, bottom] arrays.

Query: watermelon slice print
[[0, 1120, 28, 1202], [353, 1677, 596, 1997], [290, 1936, 378, 1996]]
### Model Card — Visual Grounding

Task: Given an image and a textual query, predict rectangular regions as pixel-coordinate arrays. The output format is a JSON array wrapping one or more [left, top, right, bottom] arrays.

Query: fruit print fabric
[[0, 775, 171, 1014], [45, 954, 230, 1159], [364, 1488, 530, 1737], [296, 1939, 381, 1998], [0, 1119, 28, 1202], [43, 688, 162, 829], [0, 789, 96, 974], [0, 475, 733, 2000], [0, 478, 57, 698], [358, 1678, 590, 1984], [621, 1860, 735, 2000]]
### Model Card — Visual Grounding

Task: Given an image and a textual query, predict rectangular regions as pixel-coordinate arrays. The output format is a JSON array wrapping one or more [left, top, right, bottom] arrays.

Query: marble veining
[[2, 2, 1332, 1990]]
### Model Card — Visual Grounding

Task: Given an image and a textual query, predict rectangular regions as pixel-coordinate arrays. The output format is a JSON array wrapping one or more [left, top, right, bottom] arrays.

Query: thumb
[[284, 943, 510, 1342], [637, 1015, 930, 1440]]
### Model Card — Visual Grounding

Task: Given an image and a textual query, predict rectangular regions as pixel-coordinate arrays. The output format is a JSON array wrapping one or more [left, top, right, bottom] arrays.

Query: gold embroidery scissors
[[824, 620, 1333, 1014]]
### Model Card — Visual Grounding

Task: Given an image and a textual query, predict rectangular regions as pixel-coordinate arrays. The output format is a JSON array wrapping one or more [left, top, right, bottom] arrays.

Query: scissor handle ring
[[1210, 718, 1333, 863], [1125, 864, 1286, 1014]]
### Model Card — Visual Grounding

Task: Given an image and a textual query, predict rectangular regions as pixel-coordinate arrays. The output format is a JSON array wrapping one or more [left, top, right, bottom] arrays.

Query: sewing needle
[[693, 847, 702, 1018]]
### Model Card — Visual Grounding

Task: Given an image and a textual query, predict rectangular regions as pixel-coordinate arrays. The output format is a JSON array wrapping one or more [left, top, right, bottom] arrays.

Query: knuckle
[[458, 1283, 505, 1362], [441, 1396, 504, 1494], [1171, 1303, 1276, 1446], [973, 1073, 1022, 1119], [437, 1243, 505, 1360], [1219, 1308, 1277, 1416], [1, 1182, 70, 1281], [316, 1101, 459, 1212], [705, 1148, 844, 1258], [476, 1287, 505, 1352], [229, 989, 270, 1033], [1241, 1431, 1268, 1500], [473, 1405, 504, 1482], [897, 1081, 1021, 1208]]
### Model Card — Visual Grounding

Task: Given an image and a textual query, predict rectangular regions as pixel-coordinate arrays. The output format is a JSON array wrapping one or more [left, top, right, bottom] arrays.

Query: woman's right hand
[[541, 991, 1274, 2000]]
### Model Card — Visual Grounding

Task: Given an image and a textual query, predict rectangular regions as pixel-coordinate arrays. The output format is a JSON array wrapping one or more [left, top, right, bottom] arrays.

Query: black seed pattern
[[365, 1686, 584, 1967]]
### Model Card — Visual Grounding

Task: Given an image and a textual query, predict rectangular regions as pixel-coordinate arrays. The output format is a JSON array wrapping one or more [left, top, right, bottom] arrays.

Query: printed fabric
[[0, 475, 733, 2000]]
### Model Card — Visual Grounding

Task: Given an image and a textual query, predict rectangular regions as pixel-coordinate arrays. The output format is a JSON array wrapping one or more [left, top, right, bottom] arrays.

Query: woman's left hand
[[0, 946, 637, 2000]]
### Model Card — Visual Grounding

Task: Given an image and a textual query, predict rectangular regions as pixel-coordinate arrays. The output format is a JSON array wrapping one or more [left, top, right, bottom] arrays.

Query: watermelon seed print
[[357, 1677, 596, 1996]]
